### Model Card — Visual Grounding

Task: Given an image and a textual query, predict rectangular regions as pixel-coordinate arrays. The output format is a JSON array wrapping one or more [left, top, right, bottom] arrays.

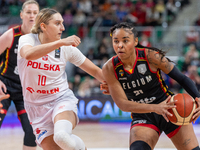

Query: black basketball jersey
[[0, 25, 22, 84], [112, 47, 173, 104]]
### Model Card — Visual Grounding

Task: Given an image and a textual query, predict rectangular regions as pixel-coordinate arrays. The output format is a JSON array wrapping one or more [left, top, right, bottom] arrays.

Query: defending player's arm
[[79, 58, 105, 84], [19, 35, 81, 60], [102, 58, 174, 121]]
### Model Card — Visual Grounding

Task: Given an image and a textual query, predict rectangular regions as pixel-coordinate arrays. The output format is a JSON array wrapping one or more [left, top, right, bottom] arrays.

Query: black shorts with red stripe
[[0, 76, 36, 146], [131, 112, 181, 138]]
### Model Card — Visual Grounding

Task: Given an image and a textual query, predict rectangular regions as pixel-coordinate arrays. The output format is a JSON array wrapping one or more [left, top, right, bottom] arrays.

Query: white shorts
[[24, 90, 79, 146]]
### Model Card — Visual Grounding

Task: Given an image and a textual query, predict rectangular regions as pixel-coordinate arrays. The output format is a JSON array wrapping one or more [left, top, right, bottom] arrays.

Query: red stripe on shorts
[[167, 126, 181, 138], [131, 123, 161, 135], [17, 109, 26, 116]]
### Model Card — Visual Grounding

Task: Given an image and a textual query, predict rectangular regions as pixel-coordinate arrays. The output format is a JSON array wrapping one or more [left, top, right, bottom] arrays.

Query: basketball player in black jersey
[[102, 22, 200, 150], [0, 0, 39, 149]]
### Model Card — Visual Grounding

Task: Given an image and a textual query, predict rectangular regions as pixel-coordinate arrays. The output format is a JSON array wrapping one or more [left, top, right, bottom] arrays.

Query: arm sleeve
[[18, 34, 35, 59], [167, 66, 200, 98], [64, 46, 86, 66]]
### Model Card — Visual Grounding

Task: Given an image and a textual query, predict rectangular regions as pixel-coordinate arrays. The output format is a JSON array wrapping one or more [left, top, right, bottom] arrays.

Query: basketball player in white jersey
[[17, 8, 107, 150]]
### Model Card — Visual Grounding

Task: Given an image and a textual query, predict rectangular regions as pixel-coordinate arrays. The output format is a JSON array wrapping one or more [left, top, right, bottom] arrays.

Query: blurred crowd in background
[[2, 0, 200, 99]]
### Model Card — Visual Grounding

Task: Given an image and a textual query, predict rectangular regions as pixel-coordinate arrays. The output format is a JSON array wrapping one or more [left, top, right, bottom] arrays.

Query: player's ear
[[134, 37, 138, 46], [40, 23, 46, 32], [20, 11, 23, 20]]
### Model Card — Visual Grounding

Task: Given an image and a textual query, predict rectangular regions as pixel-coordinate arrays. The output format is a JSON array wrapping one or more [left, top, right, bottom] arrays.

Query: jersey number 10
[[38, 75, 46, 86]]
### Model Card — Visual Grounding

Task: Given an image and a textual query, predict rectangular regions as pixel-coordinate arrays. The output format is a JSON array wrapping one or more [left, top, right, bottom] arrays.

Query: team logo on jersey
[[42, 55, 48, 61], [55, 47, 61, 58], [137, 64, 147, 75], [119, 69, 124, 77]]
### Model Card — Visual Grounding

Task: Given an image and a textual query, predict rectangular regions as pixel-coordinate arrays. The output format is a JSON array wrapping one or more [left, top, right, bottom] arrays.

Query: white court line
[[88, 148, 176, 150]]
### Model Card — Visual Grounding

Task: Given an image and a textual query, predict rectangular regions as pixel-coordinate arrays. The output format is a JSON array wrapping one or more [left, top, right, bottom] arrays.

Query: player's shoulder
[[19, 33, 37, 41], [102, 57, 113, 70], [1, 28, 14, 40]]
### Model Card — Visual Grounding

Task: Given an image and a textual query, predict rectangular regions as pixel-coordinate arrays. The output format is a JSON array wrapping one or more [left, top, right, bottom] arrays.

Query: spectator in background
[[181, 44, 199, 73], [77, 76, 92, 97], [135, 0, 144, 12], [79, 0, 92, 16], [127, 4, 138, 25], [145, 0, 155, 9], [86, 47, 98, 64], [154, 0, 165, 23], [72, 74, 82, 96], [124, 0, 133, 8], [185, 27, 200, 46], [0, 0, 9, 14], [146, 6, 161, 26], [185, 44, 200, 61], [186, 64, 200, 90], [136, 3, 147, 26], [140, 33, 152, 47], [194, 12, 200, 26], [166, 0, 178, 21], [63, 9, 73, 28], [73, 9, 86, 26], [115, 5, 128, 22], [89, 0, 101, 27], [101, 0, 111, 12], [67, 0, 79, 16]]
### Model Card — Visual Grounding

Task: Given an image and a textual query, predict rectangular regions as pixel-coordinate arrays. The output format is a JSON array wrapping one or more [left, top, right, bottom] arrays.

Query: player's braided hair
[[110, 22, 171, 62]]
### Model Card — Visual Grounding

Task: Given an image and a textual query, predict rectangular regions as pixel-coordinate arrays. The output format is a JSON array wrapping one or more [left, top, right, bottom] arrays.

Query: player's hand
[[0, 93, 10, 119], [192, 97, 200, 123], [61, 35, 81, 47], [0, 80, 7, 95], [100, 81, 110, 95], [155, 95, 176, 122]]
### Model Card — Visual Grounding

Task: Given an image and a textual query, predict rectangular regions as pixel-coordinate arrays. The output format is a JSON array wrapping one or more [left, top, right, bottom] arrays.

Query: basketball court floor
[[0, 122, 200, 150]]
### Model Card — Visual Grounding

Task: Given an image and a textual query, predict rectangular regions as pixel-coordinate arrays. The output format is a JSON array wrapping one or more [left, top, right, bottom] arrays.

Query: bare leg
[[170, 124, 199, 150]]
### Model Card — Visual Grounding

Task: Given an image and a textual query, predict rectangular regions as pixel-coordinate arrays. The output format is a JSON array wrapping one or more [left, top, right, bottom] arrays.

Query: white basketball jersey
[[17, 33, 86, 104]]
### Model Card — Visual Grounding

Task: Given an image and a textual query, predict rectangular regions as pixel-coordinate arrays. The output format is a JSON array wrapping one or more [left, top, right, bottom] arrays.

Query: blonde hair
[[21, 0, 39, 12], [31, 8, 59, 34]]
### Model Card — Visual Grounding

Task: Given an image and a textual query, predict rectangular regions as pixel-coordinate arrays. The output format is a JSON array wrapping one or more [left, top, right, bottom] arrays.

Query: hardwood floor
[[0, 122, 199, 150]]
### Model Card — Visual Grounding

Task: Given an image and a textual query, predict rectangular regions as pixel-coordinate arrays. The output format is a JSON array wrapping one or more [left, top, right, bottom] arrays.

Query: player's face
[[44, 13, 65, 42], [112, 28, 138, 61], [20, 4, 39, 27]]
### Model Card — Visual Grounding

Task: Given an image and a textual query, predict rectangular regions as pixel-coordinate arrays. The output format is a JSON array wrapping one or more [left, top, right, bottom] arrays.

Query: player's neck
[[38, 33, 52, 44], [21, 24, 32, 35]]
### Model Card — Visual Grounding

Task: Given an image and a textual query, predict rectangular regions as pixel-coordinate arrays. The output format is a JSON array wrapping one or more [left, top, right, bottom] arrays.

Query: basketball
[[167, 93, 196, 125]]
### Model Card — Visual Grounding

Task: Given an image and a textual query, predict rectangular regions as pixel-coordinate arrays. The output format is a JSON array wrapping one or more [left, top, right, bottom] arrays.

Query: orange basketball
[[167, 93, 196, 125]]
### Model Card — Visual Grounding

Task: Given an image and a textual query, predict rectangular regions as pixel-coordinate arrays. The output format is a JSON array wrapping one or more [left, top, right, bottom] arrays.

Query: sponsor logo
[[37, 130, 47, 140], [119, 77, 127, 80], [132, 120, 147, 124], [26, 87, 59, 94]]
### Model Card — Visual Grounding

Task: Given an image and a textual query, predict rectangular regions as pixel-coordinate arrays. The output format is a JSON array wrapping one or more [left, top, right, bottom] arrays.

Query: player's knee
[[192, 146, 200, 150], [130, 141, 151, 150], [53, 131, 76, 150]]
